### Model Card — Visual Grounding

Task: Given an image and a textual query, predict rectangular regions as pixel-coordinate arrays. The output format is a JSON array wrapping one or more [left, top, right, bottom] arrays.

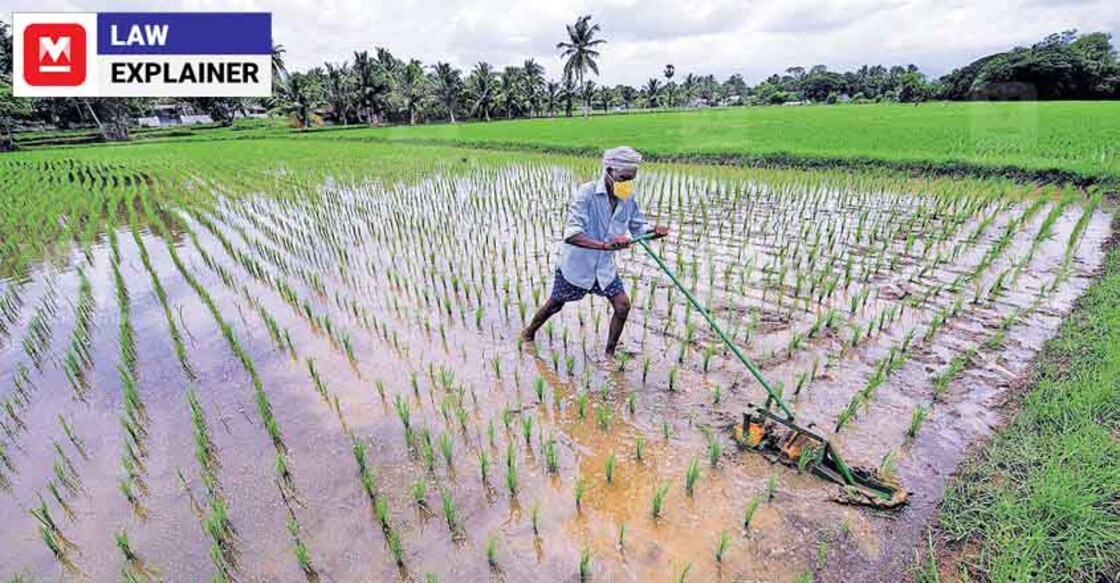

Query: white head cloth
[[602, 146, 643, 171]]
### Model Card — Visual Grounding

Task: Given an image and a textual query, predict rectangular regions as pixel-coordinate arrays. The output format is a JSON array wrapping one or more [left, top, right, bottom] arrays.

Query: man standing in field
[[521, 146, 669, 356]]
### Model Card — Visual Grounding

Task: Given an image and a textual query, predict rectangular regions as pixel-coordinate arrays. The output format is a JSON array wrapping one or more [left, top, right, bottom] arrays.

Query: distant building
[[136, 102, 216, 127]]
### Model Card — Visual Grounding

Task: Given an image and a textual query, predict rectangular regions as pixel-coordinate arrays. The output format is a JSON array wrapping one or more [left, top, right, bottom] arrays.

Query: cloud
[[7, 0, 1119, 85]]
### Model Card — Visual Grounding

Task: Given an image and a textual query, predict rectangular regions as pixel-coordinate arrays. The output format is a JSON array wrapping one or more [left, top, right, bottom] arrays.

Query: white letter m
[[39, 36, 71, 72]]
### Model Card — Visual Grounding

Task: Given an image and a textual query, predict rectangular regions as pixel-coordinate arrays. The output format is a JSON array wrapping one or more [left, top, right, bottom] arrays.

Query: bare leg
[[605, 291, 632, 356], [521, 298, 565, 341]]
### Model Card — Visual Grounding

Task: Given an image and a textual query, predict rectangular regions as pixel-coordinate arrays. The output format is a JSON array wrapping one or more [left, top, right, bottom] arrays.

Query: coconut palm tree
[[579, 81, 596, 114], [618, 85, 638, 110], [543, 81, 560, 116], [595, 86, 615, 113], [376, 47, 401, 78], [561, 75, 577, 117], [272, 44, 289, 81], [467, 62, 498, 121], [663, 64, 676, 107], [557, 15, 606, 115], [324, 62, 354, 124], [522, 59, 545, 117], [353, 50, 390, 124], [681, 73, 698, 106], [271, 72, 324, 130], [397, 59, 428, 125], [498, 66, 524, 119], [642, 78, 662, 108], [431, 62, 463, 123]]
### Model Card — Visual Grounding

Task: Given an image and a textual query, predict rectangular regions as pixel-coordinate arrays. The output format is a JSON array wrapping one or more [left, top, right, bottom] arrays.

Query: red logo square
[[23, 23, 87, 87]]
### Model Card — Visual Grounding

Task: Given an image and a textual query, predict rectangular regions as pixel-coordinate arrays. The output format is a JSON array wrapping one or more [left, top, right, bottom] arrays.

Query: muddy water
[[0, 160, 1110, 583]]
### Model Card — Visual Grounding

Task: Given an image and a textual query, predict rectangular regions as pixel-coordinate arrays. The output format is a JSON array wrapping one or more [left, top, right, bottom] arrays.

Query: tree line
[[1, 15, 1118, 148]]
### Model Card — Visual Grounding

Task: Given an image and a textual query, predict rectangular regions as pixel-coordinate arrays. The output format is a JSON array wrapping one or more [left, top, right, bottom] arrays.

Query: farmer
[[521, 146, 669, 356]]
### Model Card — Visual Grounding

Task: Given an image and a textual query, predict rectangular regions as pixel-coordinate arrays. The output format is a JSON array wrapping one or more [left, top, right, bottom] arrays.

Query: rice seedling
[[668, 366, 679, 392], [766, 472, 778, 502], [387, 528, 405, 567], [579, 548, 593, 582], [907, 405, 929, 439], [505, 443, 519, 497], [701, 344, 716, 371], [521, 415, 533, 446], [617, 522, 627, 550], [605, 452, 617, 484], [674, 562, 693, 582], [575, 478, 587, 512], [880, 449, 898, 480], [652, 482, 671, 518], [411, 479, 428, 509], [477, 448, 491, 485], [440, 489, 461, 538], [708, 439, 722, 468], [715, 530, 731, 563], [420, 431, 437, 472], [685, 458, 701, 496], [439, 433, 454, 468], [534, 376, 546, 402], [115, 529, 137, 562], [530, 500, 541, 535], [543, 437, 560, 474], [394, 395, 412, 433], [635, 437, 646, 462], [743, 497, 761, 533], [595, 405, 612, 431], [486, 534, 499, 569]]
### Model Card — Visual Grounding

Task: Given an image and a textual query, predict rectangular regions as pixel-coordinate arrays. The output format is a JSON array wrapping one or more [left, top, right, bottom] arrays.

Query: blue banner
[[97, 12, 271, 55]]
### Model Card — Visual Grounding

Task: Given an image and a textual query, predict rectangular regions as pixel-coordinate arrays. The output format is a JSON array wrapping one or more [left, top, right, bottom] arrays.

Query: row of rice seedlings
[[30, 495, 77, 572], [185, 388, 238, 578], [128, 202, 194, 379], [61, 269, 96, 397], [19, 279, 59, 371], [109, 222, 150, 520]]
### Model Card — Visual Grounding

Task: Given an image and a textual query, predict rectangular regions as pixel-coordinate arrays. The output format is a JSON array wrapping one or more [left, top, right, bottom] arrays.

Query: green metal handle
[[633, 235, 796, 421]]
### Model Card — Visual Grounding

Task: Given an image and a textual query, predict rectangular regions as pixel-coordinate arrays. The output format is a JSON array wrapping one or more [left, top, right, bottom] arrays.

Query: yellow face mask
[[613, 180, 634, 200]]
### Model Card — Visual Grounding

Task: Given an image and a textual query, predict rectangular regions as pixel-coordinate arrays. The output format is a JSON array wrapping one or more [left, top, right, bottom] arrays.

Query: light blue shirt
[[559, 177, 653, 290]]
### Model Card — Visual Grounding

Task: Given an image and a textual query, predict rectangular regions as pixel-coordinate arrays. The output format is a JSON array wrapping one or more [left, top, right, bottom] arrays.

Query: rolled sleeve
[[563, 187, 591, 240], [627, 201, 653, 239]]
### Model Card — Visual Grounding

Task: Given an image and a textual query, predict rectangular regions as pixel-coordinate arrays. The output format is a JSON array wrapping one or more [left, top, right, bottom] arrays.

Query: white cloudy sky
[[9, 0, 1119, 84]]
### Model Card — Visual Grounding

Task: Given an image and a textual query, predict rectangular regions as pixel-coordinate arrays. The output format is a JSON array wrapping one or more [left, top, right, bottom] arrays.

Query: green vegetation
[[328, 102, 1120, 184], [936, 224, 1120, 582]]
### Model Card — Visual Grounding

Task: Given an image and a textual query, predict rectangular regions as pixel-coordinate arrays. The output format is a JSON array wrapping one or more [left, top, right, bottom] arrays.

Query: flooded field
[[0, 140, 1110, 582]]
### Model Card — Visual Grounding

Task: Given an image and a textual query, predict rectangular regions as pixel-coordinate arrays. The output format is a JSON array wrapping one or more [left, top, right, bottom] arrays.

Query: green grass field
[[316, 102, 1120, 185]]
